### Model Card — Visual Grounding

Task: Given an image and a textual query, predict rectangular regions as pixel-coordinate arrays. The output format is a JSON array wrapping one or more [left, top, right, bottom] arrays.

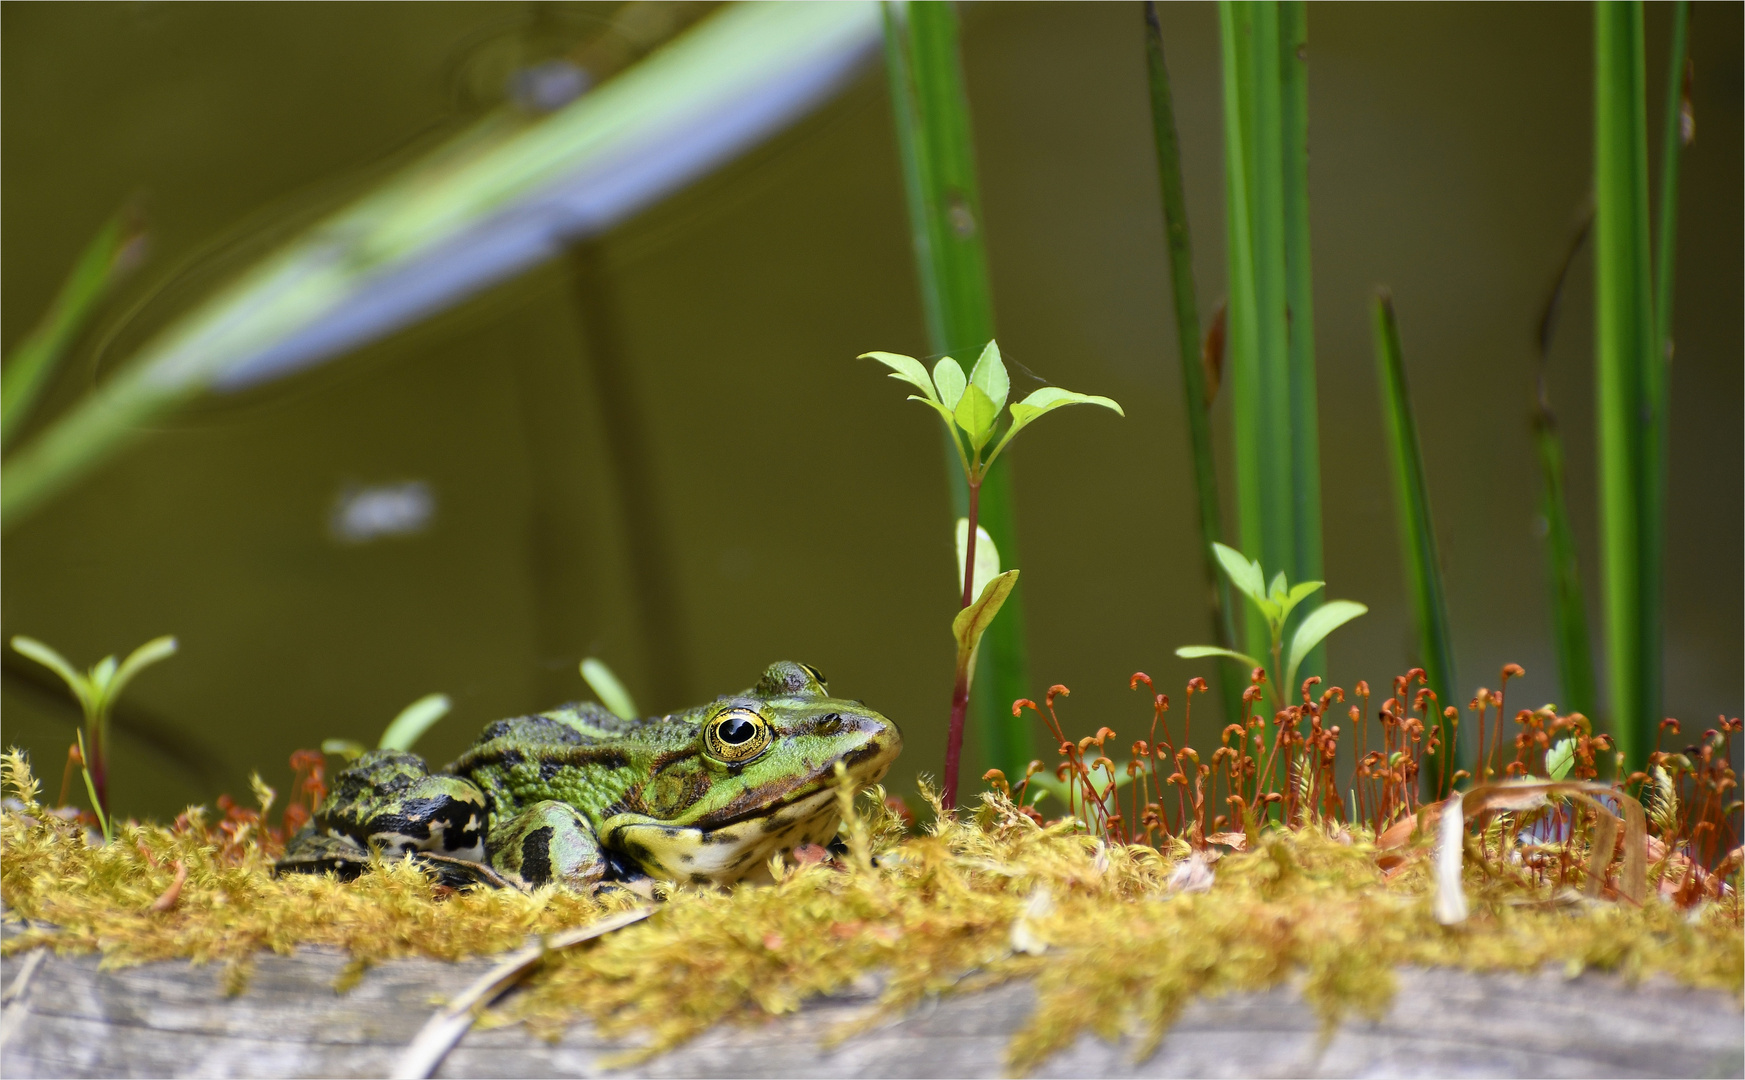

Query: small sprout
[[1174, 543, 1366, 710], [11, 633, 177, 837]]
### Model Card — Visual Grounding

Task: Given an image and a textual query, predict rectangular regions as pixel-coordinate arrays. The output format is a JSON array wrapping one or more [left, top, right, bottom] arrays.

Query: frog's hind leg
[[488, 801, 607, 890], [275, 749, 488, 880], [276, 827, 374, 880]]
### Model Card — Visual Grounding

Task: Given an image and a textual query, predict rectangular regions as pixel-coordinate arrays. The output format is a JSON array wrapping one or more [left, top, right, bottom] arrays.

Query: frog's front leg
[[277, 750, 487, 879], [488, 801, 607, 890]]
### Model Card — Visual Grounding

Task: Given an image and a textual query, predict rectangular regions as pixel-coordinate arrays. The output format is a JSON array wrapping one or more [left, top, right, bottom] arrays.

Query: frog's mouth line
[[702, 784, 838, 833], [700, 742, 898, 832]]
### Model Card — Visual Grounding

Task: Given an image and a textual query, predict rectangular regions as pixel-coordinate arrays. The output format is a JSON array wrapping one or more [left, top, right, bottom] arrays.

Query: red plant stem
[[942, 474, 982, 811], [1257, 718, 1286, 812], [89, 727, 109, 820], [942, 665, 970, 810], [1131, 768, 1142, 840], [1476, 699, 1488, 785], [1181, 689, 1194, 760]]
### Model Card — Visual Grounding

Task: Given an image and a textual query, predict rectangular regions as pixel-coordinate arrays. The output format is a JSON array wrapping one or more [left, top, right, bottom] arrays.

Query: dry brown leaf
[[1375, 801, 1448, 850]]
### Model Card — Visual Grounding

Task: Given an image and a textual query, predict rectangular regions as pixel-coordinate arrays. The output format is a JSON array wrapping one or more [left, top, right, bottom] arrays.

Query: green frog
[[276, 661, 901, 891]]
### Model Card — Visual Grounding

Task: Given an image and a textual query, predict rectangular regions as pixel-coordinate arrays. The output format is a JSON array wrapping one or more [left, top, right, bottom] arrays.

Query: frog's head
[[602, 661, 902, 885]]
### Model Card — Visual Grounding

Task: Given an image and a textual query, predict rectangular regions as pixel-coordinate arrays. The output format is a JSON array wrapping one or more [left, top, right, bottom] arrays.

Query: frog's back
[[444, 702, 693, 826], [450, 702, 668, 767]]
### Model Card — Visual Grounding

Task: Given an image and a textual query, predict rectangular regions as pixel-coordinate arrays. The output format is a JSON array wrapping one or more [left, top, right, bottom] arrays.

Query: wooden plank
[[2, 945, 1740, 1078]]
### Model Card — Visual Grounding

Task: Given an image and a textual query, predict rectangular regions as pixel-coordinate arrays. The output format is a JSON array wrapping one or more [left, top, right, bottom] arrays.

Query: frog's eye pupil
[[706, 709, 769, 763]]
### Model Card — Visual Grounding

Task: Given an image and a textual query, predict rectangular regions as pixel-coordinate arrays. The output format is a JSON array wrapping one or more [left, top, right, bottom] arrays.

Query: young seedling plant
[[1176, 542, 1367, 713], [322, 693, 454, 762], [860, 340, 1122, 808], [10, 633, 177, 841], [318, 657, 636, 763]]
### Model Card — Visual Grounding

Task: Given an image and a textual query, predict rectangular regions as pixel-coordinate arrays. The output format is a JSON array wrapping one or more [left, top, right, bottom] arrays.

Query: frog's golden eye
[[705, 708, 771, 764]]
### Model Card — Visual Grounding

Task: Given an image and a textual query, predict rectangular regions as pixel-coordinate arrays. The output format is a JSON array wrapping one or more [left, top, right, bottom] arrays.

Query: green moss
[[2, 751, 1738, 1073]]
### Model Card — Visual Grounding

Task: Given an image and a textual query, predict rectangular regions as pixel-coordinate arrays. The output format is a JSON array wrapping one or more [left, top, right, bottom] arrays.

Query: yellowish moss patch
[[3, 752, 1738, 1073]]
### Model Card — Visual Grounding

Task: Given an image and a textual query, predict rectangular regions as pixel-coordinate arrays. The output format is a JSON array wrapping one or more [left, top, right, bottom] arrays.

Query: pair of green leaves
[[323, 692, 454, 760], [860, 340, 1124, 473], [1175, 542, 1367, 701], [11, 635, 178, 731], [11, 633, 177, 839]]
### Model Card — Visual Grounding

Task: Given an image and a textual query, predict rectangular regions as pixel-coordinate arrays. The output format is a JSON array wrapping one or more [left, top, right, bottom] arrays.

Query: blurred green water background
[[3, 2, 1739, 820]]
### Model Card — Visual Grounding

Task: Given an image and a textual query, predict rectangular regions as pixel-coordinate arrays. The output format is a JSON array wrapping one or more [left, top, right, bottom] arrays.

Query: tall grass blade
[[1593, 0, 1657, 771], [882, 1, 1032, 777], [1, 211, 143, 451], [1533, 411, 1600, 723], [1220, 1, 1320, 692], [1372, 292, 1459, 782], [1533, 216, 1600, 724], [1142, 2, 1242, 727]]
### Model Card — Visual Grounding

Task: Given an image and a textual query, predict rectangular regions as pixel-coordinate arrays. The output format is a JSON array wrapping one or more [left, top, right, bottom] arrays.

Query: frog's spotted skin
[[277, 662, 901, 891]]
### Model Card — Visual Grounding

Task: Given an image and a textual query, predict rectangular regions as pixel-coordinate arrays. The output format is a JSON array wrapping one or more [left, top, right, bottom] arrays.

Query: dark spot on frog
[[519, 826, 555, 886], [648, 748, 699, 775], [842, 744, 884, 769], [600, 848, 644, 882], [576, 748, 629, 770], [679, 853, 694, 863], [497, 748, 526, 767], [690, 873, 711, 885], [539, 760, 563, 782]]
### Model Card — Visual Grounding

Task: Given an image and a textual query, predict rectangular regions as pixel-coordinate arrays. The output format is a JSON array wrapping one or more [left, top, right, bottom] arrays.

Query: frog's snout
[[836, 709, 902, 778]]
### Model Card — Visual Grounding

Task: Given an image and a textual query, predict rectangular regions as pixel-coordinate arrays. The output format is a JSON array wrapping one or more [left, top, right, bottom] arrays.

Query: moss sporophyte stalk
[[4, 665, 1738, 1069]]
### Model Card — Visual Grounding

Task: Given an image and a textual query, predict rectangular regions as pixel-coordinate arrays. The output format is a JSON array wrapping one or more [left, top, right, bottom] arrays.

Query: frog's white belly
[[612, 787, 842, 886]]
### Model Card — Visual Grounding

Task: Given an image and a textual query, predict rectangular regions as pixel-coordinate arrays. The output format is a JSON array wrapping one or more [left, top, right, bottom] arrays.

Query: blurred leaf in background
[[0, 209, 146, 451]]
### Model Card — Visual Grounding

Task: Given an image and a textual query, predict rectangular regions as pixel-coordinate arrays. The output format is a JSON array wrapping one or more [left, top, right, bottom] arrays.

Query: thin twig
[[0, 948, 47, 1049], [392, 907, 653, 1080]]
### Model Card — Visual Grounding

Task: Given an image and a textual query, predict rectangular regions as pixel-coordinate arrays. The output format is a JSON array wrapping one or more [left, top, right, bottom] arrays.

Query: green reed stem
[[1593, 0, 1657, 771], [1278, 1, 1324, 677], [883, 1, 1033, 787], [1220, 0, 1322, 701], [1142, 1, 1242, 728], [1372, 293, 1459, 788], [1637, 0, 1687, 769]]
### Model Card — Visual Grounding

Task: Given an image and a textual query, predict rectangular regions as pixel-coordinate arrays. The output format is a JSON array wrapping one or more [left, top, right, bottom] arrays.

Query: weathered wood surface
[[2, 944, 1740, 1079]]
